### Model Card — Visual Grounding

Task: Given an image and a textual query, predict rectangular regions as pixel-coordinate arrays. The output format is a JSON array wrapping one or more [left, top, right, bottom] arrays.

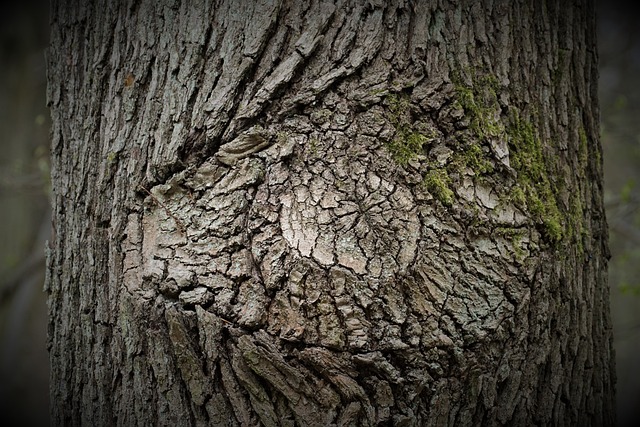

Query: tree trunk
[[46, 0, 614, 425]]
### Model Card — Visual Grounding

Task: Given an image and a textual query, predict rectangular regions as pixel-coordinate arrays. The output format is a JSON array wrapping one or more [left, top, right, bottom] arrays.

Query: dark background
[[1, 1, 638, 426], [598, 2, 640, 425]]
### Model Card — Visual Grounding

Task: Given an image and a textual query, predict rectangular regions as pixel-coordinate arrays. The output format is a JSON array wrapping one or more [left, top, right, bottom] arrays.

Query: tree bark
[[47, 0, 615, 426]]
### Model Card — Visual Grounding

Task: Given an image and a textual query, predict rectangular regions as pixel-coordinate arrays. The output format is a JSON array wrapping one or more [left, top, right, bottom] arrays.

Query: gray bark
[[47, 0, 615, 426]]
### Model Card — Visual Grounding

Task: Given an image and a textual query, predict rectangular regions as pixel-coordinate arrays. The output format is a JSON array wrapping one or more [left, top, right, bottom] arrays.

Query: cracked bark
[[47, 1, 614, 426]]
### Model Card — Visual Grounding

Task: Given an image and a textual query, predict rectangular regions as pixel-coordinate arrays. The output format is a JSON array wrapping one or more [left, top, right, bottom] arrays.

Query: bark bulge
[[47, 1, 614, 426]]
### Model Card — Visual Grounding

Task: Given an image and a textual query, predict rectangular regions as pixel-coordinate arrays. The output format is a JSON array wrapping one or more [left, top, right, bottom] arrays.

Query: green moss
[[495, 227, 526, 260], [454, 75, 504, 142], [568, 194, 585, 254], [388, 131, 429, 165], [383, 93, 433, 165], [542, 211, 563, 244], [450, 72, 505, 179], [423, 168, 454, 206], [309, 137, 319, 155], [508, 114, 564, 245], [386, 93, 410, 120], [450, 69, 588, 249], [368, 88, 388, 97], [510, 186, 526, 207], [457, 143, 494, 175]]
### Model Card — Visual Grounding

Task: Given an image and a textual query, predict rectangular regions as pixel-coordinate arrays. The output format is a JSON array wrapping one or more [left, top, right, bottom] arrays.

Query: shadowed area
[[0, 1, 50, 426]]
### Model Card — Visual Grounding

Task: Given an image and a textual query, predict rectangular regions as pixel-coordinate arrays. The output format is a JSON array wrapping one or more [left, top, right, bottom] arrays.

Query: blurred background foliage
[[0, 2, 638, 426], [598, 3, 640, 425], [0, 2, 50, 426]]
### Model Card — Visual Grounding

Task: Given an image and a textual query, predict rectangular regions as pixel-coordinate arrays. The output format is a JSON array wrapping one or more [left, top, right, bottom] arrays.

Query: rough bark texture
[[47, 0, 614, 426]]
